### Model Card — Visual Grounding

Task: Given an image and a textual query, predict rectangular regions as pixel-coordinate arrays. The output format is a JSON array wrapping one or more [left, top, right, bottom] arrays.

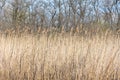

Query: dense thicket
[[0, 0, 120, 31]]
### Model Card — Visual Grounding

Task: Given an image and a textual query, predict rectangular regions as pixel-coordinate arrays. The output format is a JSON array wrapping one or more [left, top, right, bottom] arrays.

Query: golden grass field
[[0, 28, 120, 80]]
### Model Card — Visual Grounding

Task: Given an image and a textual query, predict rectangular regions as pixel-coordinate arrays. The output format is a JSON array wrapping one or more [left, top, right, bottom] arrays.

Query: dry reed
[[0, 28, 120, 80]]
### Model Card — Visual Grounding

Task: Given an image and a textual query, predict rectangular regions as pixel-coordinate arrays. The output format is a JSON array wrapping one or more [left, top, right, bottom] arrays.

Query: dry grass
[[0, 28, 120, 80]]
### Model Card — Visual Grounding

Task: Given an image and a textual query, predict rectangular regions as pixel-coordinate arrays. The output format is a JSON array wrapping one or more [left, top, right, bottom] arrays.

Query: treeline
[[0, 0, 120, 31]]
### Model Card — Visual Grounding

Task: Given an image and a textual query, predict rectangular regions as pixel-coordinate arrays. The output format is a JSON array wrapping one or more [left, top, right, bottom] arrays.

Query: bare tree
[[114, 0, 120, 27], [0, 0, 120, 31]]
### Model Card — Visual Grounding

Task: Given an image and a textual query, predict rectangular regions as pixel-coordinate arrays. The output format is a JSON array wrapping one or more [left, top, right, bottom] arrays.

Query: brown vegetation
[[0, 28, 120, 80]]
